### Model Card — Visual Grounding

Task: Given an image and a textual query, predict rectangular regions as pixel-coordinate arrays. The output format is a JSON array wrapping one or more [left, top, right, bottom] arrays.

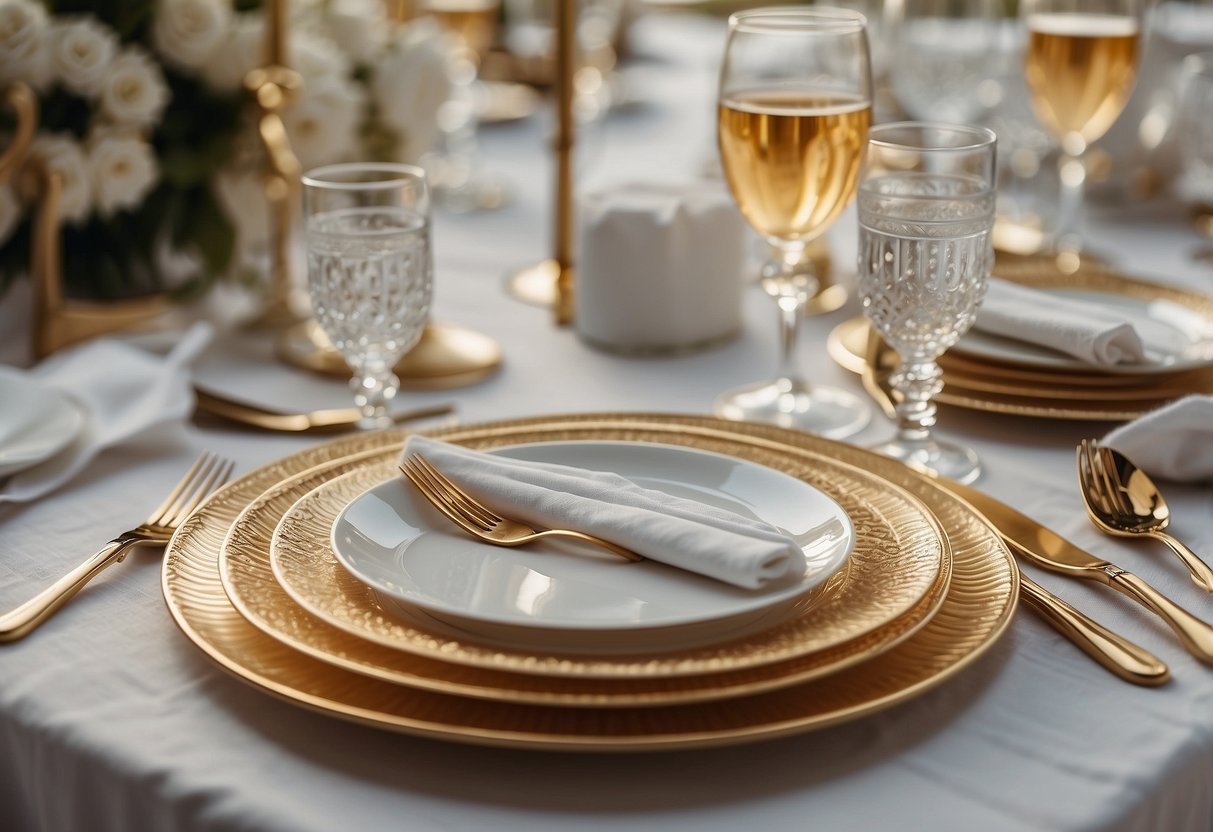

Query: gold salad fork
[[0, 452, 235, 642], [400, 454, 643, 562], [1077, 439, 1213, 593]]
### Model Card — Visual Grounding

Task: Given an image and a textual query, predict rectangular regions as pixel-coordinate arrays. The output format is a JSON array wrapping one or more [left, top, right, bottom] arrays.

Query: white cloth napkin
[[401, 435, 805, 590], [1103, 395, 1213, 483], [975, 278, 1148, 366], [0, 323, 213, 503]]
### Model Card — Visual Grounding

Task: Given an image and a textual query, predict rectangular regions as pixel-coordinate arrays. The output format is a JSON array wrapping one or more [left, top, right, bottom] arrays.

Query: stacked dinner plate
[[162, 414, 1018, 751], [828, 258, 1213, 421]]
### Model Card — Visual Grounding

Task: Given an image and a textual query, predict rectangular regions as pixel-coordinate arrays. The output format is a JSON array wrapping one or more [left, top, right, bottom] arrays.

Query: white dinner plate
[[329, 441, 854, 652], [957, 289, 1213, 374], [0, 367, 86, 480]]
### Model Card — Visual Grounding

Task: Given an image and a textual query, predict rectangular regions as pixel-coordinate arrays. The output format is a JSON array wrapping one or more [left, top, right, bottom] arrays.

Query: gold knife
[[194, 387, 455, 433], [1018, 572, 1169, 685], [943, 478, 1213, 666]]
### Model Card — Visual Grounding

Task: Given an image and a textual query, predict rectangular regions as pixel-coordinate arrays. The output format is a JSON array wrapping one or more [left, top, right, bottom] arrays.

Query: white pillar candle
[[575, 182, 746, 354]]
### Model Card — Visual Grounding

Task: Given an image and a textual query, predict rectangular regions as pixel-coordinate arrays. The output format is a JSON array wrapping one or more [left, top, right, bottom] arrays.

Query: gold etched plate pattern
[[220, 440, 949, 703], [165, 414, 1016, 751]]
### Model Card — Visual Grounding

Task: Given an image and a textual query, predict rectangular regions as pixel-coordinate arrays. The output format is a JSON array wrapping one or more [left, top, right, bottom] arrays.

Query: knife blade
[[941, 477, 1213, 666]]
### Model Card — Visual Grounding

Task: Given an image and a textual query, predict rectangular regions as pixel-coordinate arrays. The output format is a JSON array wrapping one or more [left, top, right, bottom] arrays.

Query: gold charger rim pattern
[[163, 413, 1017, 752], [261, 433, 947, 680]]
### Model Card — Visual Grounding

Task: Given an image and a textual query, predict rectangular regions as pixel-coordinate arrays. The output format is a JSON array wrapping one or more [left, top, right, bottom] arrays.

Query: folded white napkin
[[0, 323, 213, 503], [975, 278, 1148, 365], [1104, 395, 1213, 483], [401, 435, 805, 590]]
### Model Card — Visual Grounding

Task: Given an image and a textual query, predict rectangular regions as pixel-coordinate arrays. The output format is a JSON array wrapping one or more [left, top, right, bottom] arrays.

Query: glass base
[[714, 377, 869, 439], [870, 436, 981, 485]]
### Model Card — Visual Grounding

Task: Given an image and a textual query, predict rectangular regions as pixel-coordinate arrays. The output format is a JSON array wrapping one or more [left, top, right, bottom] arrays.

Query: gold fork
[[1077, 439, 1213, 593], [0, 452, 235, 642], [400, 453, 643, 563]]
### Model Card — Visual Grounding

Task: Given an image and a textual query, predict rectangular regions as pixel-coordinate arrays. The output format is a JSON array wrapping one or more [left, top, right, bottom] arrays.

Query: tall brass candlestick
[[553, 0, 576, 325]]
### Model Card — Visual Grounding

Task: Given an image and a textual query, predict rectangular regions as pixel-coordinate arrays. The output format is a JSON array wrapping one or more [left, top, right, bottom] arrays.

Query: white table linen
[[1, 14, 1212, 832]]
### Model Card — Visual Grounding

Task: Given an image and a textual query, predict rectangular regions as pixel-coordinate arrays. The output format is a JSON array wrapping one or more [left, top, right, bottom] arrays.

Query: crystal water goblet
[[715, 6, 872, 437], [857, 122, 997, 483], [303, 163, 434, 430]]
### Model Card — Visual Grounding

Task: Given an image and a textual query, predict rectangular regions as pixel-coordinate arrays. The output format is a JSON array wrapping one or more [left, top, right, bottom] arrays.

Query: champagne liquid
[[307, 207, 432, 372], [427, 0, 500, 58], [1025, 13, 1140, 148], [718, 90, 870, 241]]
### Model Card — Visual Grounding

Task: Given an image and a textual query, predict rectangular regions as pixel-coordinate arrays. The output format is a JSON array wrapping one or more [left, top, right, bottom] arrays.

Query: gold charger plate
[[263, 435, 946, 680], [217, 439, 949, 704], [164, 414, 1016, 752], [827, 318, 1211, 421]]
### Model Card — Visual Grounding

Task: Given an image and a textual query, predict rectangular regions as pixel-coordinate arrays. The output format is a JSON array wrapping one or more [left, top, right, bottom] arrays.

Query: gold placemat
[[218, 443, 947, 704], [164, 414, 1016, 751]]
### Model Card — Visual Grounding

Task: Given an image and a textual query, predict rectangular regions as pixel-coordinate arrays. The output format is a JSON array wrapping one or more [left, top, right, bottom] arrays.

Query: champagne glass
[[715, 7, 872, 437], [1022, 0, 1144, 262], [890, 0, 1004, 123], [303, 164, 434, 430], [857, 123, 997, 484], [1176, 51, 1213, 228]]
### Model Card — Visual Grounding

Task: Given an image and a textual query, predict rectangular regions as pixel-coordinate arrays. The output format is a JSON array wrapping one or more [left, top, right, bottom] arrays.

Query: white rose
[[29, 133, 91, 225], [87, 133, 158, 217], [99, 48, 169, 129], [0, 182, 20, 245], [373, 21, 456, 160], [153, 0, 230, 73], [199, 13, 262, 93], [48, 17, 118, 97], [212, 165, 270, 250], [325, 0, 387, 60], [289, 29, 351, 84], [0, 1, 49, 87], [283, 75, 364, 170]]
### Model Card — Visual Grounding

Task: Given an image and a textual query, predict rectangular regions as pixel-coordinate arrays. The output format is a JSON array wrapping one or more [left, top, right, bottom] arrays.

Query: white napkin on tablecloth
[[974, 278, 1149, 366], [1103, 395, 1213, 483], [400, 435, 805, 590], [0, 323, 213, 503]]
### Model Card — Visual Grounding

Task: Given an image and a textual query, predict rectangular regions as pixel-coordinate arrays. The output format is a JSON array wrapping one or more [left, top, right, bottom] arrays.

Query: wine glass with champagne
[[1022, 0, 1143, 264], [715, 6, 872, 437], [303, 164, 434, 430]]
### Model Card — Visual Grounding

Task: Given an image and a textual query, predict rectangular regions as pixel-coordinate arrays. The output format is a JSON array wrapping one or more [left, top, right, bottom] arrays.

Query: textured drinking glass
[[303, 163, 434, 430], [857, 123, 997, 484], [1022, 0, 1143, 261], [715, 7, 872, 437], [891, 0, 1004, 123]]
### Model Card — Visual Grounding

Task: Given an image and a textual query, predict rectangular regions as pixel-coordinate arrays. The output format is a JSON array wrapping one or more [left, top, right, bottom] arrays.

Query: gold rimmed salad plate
[[165, 414, 1015, 751], [327, 441, 855, 652], [261, 431, 946, 677]]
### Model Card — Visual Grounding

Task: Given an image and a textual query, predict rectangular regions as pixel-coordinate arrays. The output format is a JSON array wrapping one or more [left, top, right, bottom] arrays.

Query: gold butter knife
[[194, 387, 455, 433]]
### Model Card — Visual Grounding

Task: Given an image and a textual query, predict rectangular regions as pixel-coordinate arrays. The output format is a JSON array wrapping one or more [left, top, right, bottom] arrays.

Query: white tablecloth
[[2, 14, 1213, 832]]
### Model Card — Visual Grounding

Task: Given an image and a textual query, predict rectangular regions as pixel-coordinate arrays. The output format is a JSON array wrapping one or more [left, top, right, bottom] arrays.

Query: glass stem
[[1055, 150, 1086, 254], [892, 358, 943, 446], [765, 246, 815, 384], [351, 362, 400, 430]]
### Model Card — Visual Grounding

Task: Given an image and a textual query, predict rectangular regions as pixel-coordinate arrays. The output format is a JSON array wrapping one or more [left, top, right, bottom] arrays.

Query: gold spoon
[[1077, 439, 1213, 593]]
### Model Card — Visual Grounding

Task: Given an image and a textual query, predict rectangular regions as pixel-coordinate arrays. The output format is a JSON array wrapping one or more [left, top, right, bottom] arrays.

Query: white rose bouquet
[[0, 0, 457, 301]]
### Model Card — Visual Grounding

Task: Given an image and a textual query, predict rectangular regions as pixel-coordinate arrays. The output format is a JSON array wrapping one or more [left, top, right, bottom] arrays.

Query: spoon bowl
[[1077, 439, 1213, 593]]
